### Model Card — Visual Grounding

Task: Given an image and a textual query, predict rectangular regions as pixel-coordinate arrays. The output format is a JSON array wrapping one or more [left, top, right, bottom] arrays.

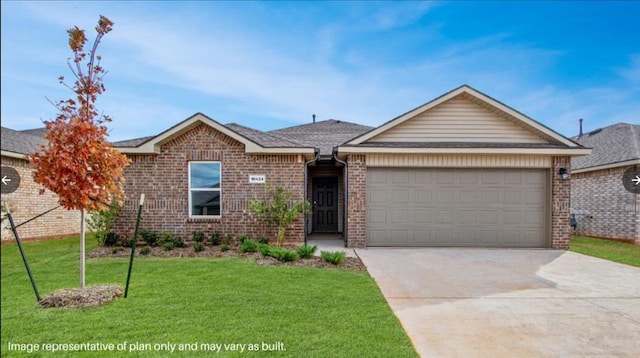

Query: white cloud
[[2, 1, 637, 143]]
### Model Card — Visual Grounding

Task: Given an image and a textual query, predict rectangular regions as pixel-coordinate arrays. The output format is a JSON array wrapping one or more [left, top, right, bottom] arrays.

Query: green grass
[[1, 237, 417, 357], [570, 236, 640, 267]]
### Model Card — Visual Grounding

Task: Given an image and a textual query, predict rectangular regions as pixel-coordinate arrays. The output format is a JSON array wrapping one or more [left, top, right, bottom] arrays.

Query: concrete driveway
[[356, 248, 640, 357]]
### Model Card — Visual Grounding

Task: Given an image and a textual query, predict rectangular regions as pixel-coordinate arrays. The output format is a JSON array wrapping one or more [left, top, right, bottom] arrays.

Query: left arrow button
[[0, 167, 21, 194]]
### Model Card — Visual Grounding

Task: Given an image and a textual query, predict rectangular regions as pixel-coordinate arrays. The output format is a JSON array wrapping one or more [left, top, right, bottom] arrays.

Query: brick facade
[[1, 156, 81, 241], [346, 154, 366, 247], [112, 124, 307, 244], [571, 165, 640, 244], [551, 156, 572, 249]]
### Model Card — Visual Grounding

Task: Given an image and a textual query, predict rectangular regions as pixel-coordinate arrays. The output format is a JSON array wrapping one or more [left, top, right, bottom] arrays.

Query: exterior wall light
[[559, 167, 569, 180]]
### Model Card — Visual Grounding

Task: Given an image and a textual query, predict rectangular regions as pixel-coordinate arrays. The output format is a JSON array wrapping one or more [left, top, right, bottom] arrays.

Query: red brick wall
[[1, 156, 81, 241], [346, 154, 366, 247], [551, 156, 572, 249], [571, 165, 640, 244], [113, 124, 307, 244]]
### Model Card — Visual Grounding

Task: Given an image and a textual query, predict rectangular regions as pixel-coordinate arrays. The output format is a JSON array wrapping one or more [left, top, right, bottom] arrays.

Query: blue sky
[[1, 1, 639, 142]]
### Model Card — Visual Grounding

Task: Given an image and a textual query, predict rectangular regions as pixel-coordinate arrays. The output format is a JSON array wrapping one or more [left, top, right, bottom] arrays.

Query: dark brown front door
[[312, 177, 338, 232]]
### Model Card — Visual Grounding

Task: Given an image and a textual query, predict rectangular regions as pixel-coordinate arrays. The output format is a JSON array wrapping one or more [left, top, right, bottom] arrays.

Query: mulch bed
[[87, 244, 367, 271], [39, 285, 122, 309]]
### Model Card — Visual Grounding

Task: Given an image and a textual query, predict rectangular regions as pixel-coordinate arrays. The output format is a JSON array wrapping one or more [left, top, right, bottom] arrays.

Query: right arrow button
[[622, 166, 640, 194]]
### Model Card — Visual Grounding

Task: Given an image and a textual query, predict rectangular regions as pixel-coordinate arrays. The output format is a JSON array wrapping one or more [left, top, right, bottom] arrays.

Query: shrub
[[259, 243, 271, 256], [158, 231, 175, 251], [192, 231, 205, 243], [193, 242, 205, 252], [240, 239, 259, 253], [249, 184, 311, 246], [210, 232, 221, 246], [220, 244, 230, 252], [139, 246, 150, 256], [119, 237, 135, 248], [297, 245, 318, 259], [172, 235, 185, 248], [257, 236, 269, 245], [321, 251, 346, 265], [140, 229, 157, 247], [223, 234, 234, 245], [103, 232, 119, 246], [238, 234, 250, 243], [265, 247, 298, 262], [88, 203, 120, 246]]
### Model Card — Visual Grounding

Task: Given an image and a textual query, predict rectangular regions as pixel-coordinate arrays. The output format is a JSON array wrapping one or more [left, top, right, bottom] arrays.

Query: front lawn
[[1, 237, 417, 357], [570, 236, 640, 267]]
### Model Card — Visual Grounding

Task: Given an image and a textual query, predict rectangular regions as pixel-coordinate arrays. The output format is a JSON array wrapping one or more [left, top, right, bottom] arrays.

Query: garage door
[[367, 168, 548, 247]]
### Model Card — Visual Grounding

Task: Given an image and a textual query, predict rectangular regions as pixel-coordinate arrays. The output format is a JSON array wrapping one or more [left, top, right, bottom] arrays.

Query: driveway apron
[[356, 248, 640, 357]]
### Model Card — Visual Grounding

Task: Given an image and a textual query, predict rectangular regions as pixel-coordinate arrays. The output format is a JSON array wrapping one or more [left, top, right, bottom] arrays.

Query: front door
[[312, 177, 338, 232]]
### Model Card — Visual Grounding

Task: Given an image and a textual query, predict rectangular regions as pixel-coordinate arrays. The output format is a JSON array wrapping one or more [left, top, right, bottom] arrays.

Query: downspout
[[304, 148, 320, 246], [332, 146, 348, 248]]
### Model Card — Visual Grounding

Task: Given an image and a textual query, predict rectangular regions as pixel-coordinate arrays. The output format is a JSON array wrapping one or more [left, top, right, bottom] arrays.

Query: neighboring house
[[1, 127, 81, 241], [571, 123, 640, 244], [113, 85, 590, 249]]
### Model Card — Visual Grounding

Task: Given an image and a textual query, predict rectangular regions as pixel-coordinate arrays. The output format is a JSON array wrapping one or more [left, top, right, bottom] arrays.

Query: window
[[189, 162, 221, 217]]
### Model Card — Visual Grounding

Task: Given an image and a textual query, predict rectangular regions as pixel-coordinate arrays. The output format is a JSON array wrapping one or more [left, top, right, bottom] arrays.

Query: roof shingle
[[268, 119, 373, 155], [1, 127, 47, 155], [571, 123, 640, 170]]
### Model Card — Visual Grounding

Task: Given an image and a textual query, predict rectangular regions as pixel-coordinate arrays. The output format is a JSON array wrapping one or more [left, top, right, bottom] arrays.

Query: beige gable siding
[[367, 154, 552, 168], [369, 97, 548, 143]]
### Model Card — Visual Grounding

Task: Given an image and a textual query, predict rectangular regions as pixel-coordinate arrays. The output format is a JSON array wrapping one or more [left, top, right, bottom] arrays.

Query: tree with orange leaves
[[28, 16, 130, 288]]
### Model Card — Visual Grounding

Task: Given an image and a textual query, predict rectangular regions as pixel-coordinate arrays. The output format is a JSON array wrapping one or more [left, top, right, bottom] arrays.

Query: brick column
[[346, 155, 366, 247], [551, 156, 571, 249]]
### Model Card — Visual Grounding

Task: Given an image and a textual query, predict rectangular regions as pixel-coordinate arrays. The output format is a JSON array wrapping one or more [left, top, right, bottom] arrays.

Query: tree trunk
[[80, 209, 86, 288]]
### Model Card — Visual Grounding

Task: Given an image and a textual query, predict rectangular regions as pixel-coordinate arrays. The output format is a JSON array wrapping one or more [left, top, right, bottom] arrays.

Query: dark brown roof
[[571, 123, 640, 170], [268, 119, 373, 155], [1, 126, 47, 155]]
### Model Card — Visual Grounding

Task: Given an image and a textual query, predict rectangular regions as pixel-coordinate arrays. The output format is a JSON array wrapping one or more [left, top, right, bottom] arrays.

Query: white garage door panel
[[366, 168, 548, 247]]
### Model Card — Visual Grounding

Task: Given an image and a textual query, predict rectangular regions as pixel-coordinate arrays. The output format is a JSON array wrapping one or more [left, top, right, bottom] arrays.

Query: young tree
[[28, 16, 130, 288], [249, 184, 311, 246]]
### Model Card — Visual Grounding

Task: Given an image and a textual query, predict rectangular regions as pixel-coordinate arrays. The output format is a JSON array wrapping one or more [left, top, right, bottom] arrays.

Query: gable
[[117, 113, 315, 157], [368, 94, 550, 144]]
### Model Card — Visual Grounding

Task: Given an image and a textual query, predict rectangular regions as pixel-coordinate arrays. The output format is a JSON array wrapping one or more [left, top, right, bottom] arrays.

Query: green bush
[[297, 245, 318, 259], [158, 231, 175, 251], [193, 242, 205, 252], [265, 246, 299, 262], [172, 235, 185, 248], [240, 239, 259, 253], [140, 229, 157, 246], [103, 232, 119, 246], [88, 203, 120, 246], [238, 234, 250, 243], [210, 232, 221, 246], [321, 251, 346, 265], [220, 244, 230, 252], [119, 237, 135, 248], [259, 243, 271, 256], [192, 231, 205, 243], [249, 184, 311, 246], [139, 246, 150, 256], [224, 234, 234, 245], [257, 236, 269, 245]]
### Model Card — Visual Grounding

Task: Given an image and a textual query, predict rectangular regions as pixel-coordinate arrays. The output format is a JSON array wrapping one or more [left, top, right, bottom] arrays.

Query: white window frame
[[188, 161, 222, 218]]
